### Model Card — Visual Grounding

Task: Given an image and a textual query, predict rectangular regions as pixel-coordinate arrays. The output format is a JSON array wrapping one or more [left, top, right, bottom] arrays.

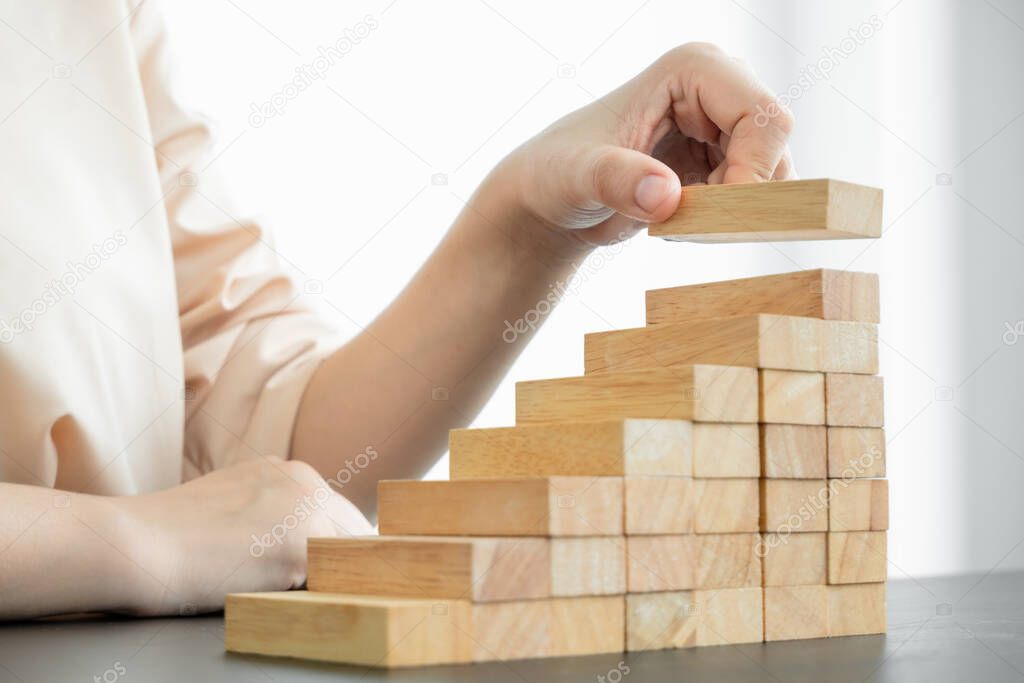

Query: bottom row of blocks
[[225, 583, 885, 668]]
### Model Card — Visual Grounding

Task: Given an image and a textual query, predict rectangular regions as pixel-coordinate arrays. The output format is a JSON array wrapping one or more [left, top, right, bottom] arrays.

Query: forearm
[[0, 484, 142, 619], [291, 159, 592, 515]]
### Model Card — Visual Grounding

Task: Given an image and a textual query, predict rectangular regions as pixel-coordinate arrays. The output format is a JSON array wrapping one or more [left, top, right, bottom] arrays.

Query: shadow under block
[[225, 592, 625, 666], [828, 479, 889, 531], [825, 373, 885, 427], [307, 536, 625, 601], [828, 583, 886, 636], [225, 592, 473, 667], [645, 269, 880, 325], [763, 585, 829, 641], [828, 531, 887, 584], [584, 315, 878, 375], [625, 478, 758, 534], [515, 366, 757, 424], [648, 179, 883, 243], [626, 533, 761, 592], [760, 425, 827, 478], [448, 420, 759, 480], [760, 479, 829, 532], [625, 588, 763, 650], [378, 477, 624, 536], [759, 370, 825, 425], [761, 532, 827, 586], [827, 427, 886, 478]]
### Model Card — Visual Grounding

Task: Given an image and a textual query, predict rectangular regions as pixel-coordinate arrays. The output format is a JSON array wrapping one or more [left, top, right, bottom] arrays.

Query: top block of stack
[[649, 179, 882, 243]]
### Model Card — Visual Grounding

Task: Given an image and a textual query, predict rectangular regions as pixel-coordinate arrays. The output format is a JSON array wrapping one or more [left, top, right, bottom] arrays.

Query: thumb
[[581, 146, 681, 223]]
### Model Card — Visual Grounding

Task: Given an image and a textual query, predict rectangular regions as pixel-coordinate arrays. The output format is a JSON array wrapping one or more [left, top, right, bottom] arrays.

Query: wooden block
[[378, 477, 624, 536], [473, 596, 624, 661], [225, 591, 473, 667], [449, 420, 757, 480], [646, 269, 880, 325], [696, 533, 763, 589], [827, 427, 886, 478], [624, 478, 758, 534], [760, 479, 829, 532], [828, 531, 887, 584], [649, 178, 882, 243], [763, 585, 829, 641], [826, 374, 884, 427], [828, 583, 886, 636], [760, 425, 827, 478], [549, 537, 626, 596], [693, 423, 760, 477], [626, 534, 761, 592], [759, 370, 825, 425], [626, 535, 696, 592], [760, 532, 827, 586], [584, 315, 877, 375], [450, 419, 690, 478], [625, 588, 763, 651], [516, 366, 757, 424], [828, 479, 889, 531], [308, 536, 550, 602]]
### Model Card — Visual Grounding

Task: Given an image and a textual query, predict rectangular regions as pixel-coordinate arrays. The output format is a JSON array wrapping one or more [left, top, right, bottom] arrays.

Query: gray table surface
[[3, 571, 1024, 682]]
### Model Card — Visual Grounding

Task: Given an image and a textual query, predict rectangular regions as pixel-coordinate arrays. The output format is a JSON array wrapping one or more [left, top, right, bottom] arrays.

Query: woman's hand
[[115, 458, 372, 616], [505, 42, 797, 247]]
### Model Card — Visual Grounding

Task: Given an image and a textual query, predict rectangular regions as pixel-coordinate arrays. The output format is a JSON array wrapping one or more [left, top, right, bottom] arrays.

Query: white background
[[163, 0, 1024, 580]]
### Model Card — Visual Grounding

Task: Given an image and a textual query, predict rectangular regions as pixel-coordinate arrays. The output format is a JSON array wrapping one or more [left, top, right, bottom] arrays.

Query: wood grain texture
[[307, 536, 550, 602], [828, 479, 889, 531], [760, 532, 827, 586], [549, 537, 626, 596], [827, 583, 886, 636], [645, 269, 880, 325], [649, 179, 883, 243], [827, 531, 887, 584], [760, 479, 829, 532], [584, 315, 876, 375], [693, 423, 760, 477], [825, 374, 885, 427], [624, 478, 759, 534], [516, 366, 758, 424], [759, 370, 825, 425], [763, 585, 829, 641], [626, 533, 761, 592], [449, 419, 691, 479], [378, 477, 624, 536], [827, 427, 886, 478], [225, 591, 473, 667], [760, 425, 827, 478], [625, 588, 763, 651], [226, 591, 625, 666], [473, 596, 625, 661]]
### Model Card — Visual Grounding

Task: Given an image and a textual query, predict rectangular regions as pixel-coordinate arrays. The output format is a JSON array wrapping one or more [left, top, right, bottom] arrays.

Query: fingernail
[[634, 174, 670, 214]]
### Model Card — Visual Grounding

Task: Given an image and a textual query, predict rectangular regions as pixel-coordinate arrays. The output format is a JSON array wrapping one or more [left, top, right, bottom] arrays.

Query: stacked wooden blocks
[[225, 179, 887, 667]]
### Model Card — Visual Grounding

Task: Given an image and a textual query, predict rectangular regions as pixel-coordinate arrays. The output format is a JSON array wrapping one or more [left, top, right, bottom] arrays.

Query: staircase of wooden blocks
[[224, 178, 888, 667]]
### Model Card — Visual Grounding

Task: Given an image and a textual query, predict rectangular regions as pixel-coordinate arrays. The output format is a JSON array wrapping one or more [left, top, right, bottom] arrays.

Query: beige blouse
[[0, 0, 335, 494]]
